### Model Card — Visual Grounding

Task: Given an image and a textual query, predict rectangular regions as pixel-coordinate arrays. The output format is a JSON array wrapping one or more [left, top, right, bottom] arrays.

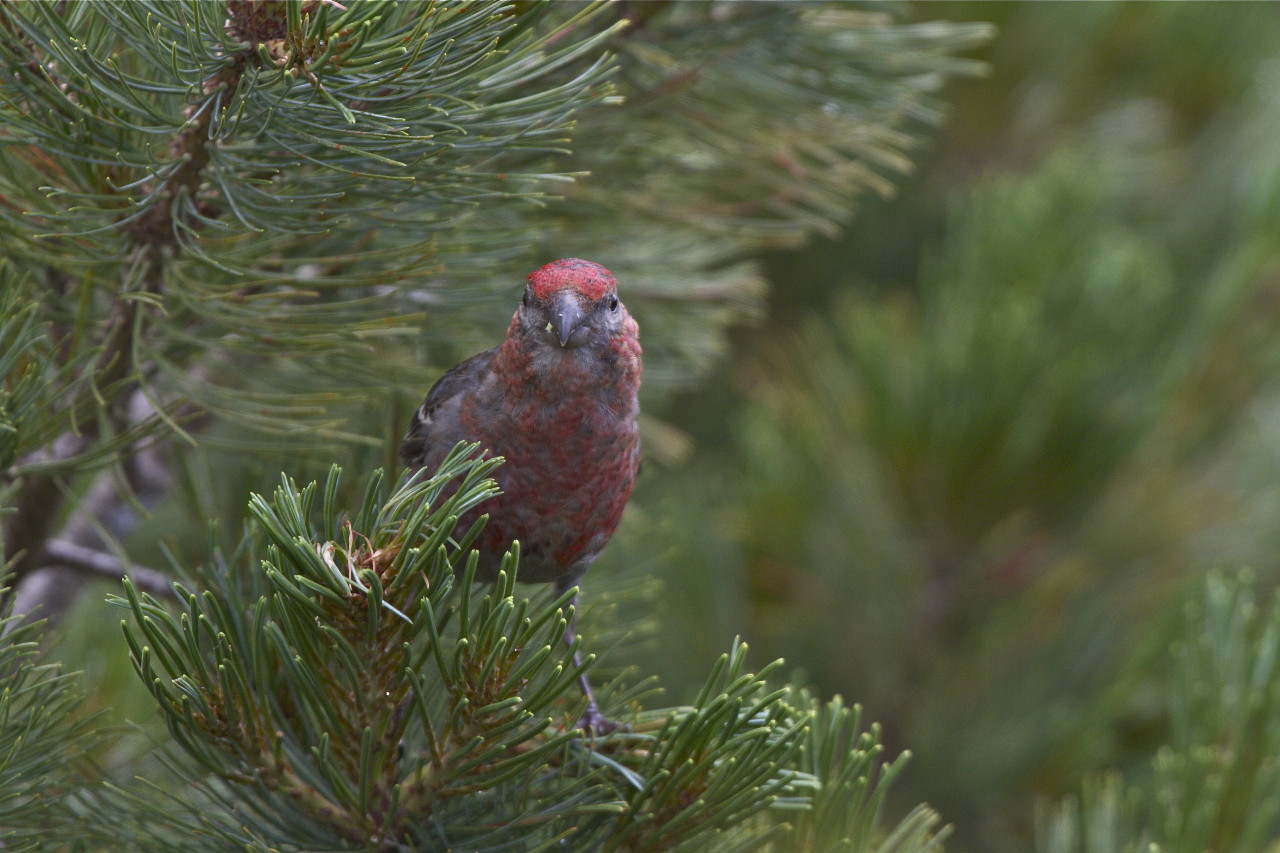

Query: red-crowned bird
[[401, 259, 641, 733]]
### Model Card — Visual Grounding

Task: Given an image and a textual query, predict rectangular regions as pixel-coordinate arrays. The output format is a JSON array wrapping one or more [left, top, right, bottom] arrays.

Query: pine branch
[[41, 538, 176, 601], [112, 452, 944, 852]]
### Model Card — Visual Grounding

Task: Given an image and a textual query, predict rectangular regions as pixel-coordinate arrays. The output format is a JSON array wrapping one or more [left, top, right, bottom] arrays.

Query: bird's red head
[[527, 258, 616, 301], [497, 256, 639, 393]]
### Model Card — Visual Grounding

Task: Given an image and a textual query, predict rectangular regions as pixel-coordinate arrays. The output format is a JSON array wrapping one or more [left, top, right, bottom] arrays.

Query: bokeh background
[[34, 3, 1280, 851], [610, 3, 1280, 850]]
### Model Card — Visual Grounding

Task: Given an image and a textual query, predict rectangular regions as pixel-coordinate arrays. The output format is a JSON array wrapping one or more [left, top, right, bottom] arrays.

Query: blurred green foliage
[[1038, 571, 1280, 853], [628, 3, 1280, 851]]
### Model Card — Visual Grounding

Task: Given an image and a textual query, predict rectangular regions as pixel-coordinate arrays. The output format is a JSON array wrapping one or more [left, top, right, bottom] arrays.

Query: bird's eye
[[609, 295, 619, 312]]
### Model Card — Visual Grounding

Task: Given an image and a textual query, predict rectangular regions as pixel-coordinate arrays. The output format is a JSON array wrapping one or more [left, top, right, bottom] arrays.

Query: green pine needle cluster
[[112, 449, 940, 852]]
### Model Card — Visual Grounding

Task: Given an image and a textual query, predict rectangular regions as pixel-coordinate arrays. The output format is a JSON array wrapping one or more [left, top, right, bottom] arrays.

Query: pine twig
[[43, 539, 176, 601]]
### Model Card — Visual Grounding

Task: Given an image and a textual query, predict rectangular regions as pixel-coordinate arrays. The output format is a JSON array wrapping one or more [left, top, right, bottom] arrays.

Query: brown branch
[[43, 539, 177, 601]]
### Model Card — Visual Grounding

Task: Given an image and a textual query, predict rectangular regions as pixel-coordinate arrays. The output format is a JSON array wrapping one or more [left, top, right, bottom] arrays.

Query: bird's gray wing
[[399, 346, 498, 469]]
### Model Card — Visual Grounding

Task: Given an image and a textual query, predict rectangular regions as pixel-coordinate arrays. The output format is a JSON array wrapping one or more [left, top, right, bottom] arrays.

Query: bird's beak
[[549, 293, 587, 348]]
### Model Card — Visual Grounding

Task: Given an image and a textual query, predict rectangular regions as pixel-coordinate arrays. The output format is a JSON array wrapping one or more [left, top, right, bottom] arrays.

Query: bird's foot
[[574, 701, 629, 736]]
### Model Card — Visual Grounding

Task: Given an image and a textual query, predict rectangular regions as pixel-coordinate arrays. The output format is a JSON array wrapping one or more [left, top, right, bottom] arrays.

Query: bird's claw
[[575, 702, 629, 736]]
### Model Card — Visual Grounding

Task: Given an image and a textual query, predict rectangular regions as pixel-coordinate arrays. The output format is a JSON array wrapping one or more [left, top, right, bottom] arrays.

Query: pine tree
[[0, 2, 992, 849]]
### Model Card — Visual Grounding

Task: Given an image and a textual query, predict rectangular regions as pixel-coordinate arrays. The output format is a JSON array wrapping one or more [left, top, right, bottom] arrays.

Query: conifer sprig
[[115, 449, 945, 851]]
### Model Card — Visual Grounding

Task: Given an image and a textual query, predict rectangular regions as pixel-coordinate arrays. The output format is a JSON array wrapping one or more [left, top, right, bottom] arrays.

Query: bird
[[400, 258, 641, 734]]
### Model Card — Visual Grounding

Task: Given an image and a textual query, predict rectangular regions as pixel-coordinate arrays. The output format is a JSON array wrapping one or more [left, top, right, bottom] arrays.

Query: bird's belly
[[467, 409, 638, 584]]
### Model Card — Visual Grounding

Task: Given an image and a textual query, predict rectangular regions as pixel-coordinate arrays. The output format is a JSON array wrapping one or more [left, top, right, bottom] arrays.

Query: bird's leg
[[557, 579, 620, 735]]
